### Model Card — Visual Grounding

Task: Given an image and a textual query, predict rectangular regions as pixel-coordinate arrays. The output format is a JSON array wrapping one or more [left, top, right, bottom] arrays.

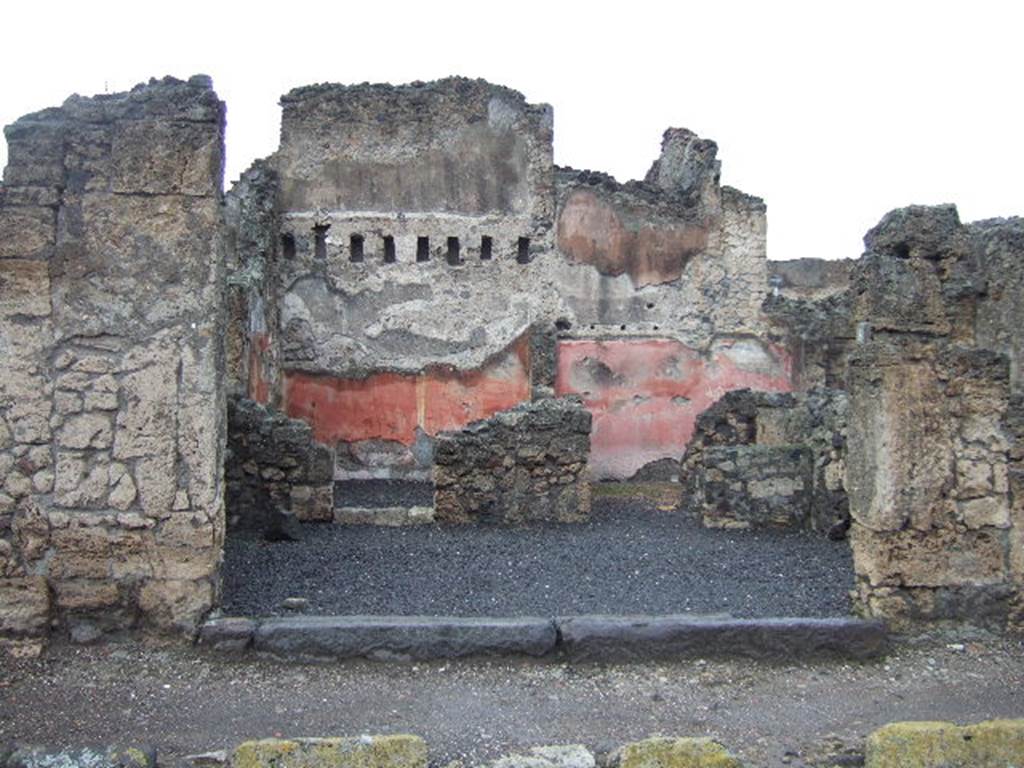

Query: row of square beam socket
[[283, 229, 533, 265]]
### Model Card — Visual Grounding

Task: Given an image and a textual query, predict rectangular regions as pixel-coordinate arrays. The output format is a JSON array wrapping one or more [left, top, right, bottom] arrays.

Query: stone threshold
[[332, 505, 435, 526], [198, 614, 887, 662]]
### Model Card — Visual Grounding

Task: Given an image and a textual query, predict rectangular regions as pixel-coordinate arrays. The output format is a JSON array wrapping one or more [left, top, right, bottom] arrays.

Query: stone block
[[3, 745, 157, 768], [333, 506, 434, 526], [851, 526, 1008, 588], [0, 206, 55, 260], [197, 617, 256, 652], [49, 524, 145, 579], [865, 720, 1024, 768], [0, 260, 51, 317], [490, 746, 595, 768], [230, 736, 427, 768], [253, 616, 558, 661], [53, 452, 109, 508], [110, 119, 221, 196], [57, 412, 114, 449], [54, 580, 121, 610], [556, 615, 887, 662], [138, 578, 215, 634], [958, 496, 1010, 529], [611, 737, 742, 768], [0, 576, 50, 637]]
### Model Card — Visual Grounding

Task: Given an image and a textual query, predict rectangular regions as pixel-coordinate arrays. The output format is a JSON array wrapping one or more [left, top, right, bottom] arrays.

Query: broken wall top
[[275, 77, 554, 221]]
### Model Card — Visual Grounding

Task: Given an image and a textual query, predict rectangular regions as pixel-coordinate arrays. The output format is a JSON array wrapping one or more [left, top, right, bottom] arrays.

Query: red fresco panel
[[282, 336, 530, 446], [555, 338, 793, 478]]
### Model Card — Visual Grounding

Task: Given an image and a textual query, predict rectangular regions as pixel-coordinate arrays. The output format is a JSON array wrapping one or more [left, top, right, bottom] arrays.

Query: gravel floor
[[222, 497, 855, 618], [335, 479, 434, 508]]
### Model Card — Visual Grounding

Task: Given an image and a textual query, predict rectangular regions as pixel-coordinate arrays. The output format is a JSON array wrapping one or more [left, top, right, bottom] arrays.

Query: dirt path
[[1, 632, 1021, 767]]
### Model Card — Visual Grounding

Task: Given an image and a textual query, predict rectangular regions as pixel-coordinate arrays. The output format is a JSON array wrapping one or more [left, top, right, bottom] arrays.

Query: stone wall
[[847, 345, 1019, 630], [841, 206, 1024, 631], [225, 396, 334, 528], [433, 398, 591, 524], [0, 76, 226, 650], [222, 80, 789, 481], [679, 389, 849, 532]]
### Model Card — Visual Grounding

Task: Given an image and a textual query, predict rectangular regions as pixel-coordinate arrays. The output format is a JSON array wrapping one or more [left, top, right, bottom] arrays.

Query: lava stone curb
[[199, 615, 887, 662], [555, 615, 888, 662]]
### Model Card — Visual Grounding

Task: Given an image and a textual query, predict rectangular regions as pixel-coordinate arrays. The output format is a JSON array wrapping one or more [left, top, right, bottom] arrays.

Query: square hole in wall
[[517, 236, 531, 264], [313, 224, 330, 260], [446, 236, 461, 265], [480, 235, 493, 260], [281, 233, 296, 260], [350, 234, 365, 263], [383, 235, 396, 263], [417, 236, 430, 262]]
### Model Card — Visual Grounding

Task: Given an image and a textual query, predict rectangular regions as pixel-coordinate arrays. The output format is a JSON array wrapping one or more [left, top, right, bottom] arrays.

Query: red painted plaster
[[247, 332, 272, 405], [555, 338, 793, 479], [283, 337, 531, 446]]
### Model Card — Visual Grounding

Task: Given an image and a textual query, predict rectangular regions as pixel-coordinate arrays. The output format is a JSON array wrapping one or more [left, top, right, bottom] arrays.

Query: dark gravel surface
[[335, 479, 434, 508], [222, 497, 855, 618]]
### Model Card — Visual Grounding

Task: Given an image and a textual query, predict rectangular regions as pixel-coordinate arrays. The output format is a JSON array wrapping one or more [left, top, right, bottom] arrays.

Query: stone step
[[198, 614, 887, 662]]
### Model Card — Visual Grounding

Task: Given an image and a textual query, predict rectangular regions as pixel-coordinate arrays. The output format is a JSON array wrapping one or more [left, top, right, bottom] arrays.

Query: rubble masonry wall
[[0, 76, 227, 649]]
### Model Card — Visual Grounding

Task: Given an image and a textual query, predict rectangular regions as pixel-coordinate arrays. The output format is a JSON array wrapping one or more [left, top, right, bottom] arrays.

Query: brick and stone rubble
[[225, 396, 335, 527], [0, 76, 226, 650], [433, 397, 591, 524]]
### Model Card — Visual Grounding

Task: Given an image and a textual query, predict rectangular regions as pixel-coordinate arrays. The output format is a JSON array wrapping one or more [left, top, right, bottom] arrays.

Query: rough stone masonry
[[0, 76, 226, 652], [1, 74, 1023, 653]]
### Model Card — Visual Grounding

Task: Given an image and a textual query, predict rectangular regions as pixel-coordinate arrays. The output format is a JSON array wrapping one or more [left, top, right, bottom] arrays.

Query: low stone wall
[[699, 445, 813, 528], [226, 396, 334, 525], [680, 388, 848, 533], [433, 397, 591, 524]]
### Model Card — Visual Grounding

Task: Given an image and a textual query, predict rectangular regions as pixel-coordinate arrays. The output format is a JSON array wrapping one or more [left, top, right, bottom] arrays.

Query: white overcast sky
[[2, 0, 1021, 261]]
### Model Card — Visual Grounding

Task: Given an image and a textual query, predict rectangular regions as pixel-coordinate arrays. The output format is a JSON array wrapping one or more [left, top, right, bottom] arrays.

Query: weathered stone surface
[[230, 736, 427, 768], [0, 206, 55, 260], [0, 577, 50, 638], [698, 445, 812, 529], [197, 616, 256, 652], [865, 720, 1024, 768], [253, 616, 558, 660], [433, 397, 591, 524], [556, 615, 887, 662], [490, 745, 595, 768], [226, 396, 336, 527], [0, 75, 226, 643], [333, 506, 434, 526], [611, 737, 741, 768], [680, 388, 849, 533], [0, 260, 51, 317], [2, 745, 157, 768]]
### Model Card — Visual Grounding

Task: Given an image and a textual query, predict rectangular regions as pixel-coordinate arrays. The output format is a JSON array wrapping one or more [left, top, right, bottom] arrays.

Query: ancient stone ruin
[[0, 74, 1022, 654]]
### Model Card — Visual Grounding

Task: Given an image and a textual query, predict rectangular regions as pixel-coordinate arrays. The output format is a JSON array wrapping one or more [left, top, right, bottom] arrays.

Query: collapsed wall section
[[433, 397, 591, 524], [679, 388, 848, 532], [0, 76, 226, 650], [551, 130, 792, 478]]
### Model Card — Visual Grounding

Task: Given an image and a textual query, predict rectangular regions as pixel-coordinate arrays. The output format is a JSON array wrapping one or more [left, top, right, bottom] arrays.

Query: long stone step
[[198, 614, 887, 662]]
